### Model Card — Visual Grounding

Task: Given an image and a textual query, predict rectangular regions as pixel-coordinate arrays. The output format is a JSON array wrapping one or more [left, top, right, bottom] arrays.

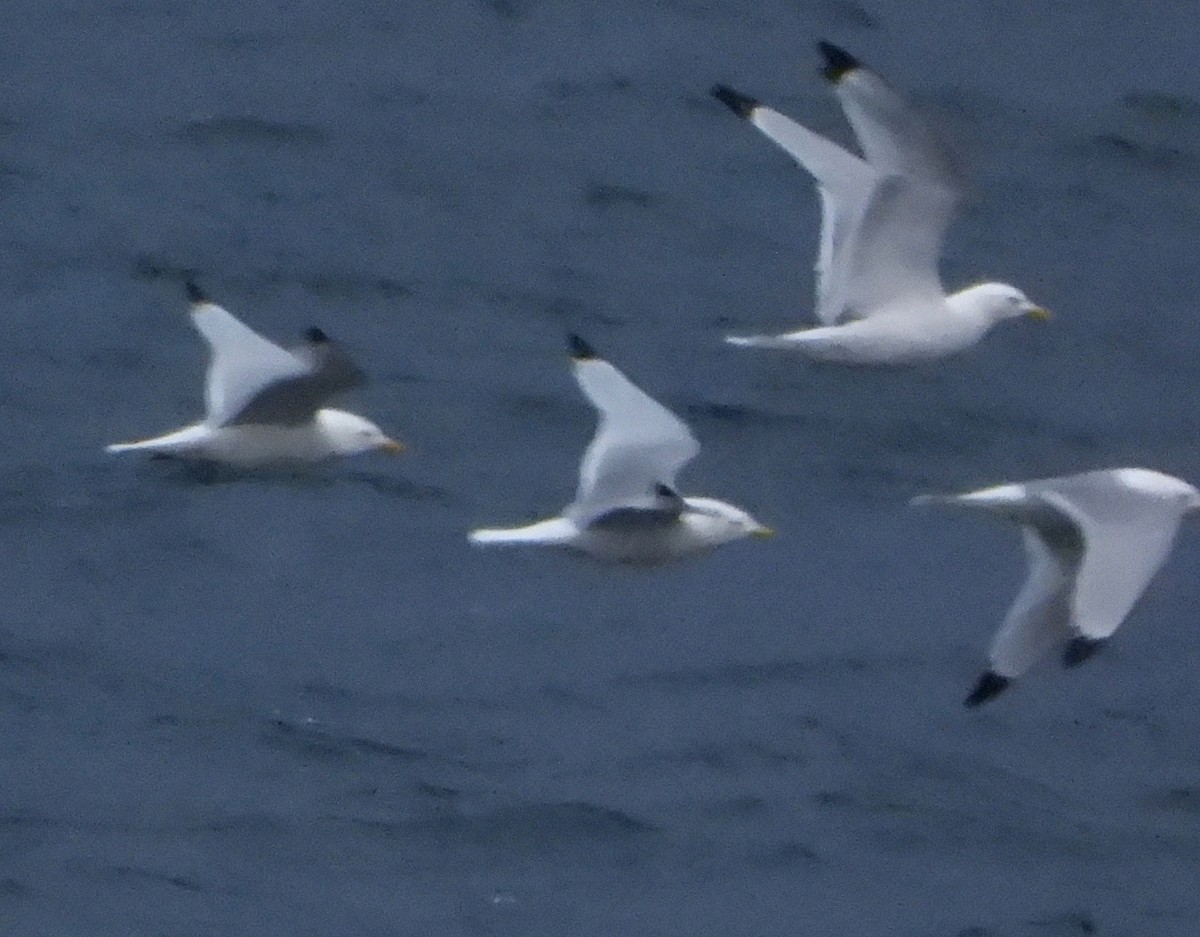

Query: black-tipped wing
[[711, 84, 759, 119], [191, 299, 365, 427], [712, 83, 876, 324], [828, 48, 963, 189], [228, 328, 366, 426], [817, 41, 860, 82], [568, 356, 699, 526], [964, 671, 1011, 708], [568, 333, 597, 360]]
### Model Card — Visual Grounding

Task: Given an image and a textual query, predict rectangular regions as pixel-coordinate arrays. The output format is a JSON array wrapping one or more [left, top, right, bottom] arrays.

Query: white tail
[[105, 424, 209, 456], [467, 517, 577, 547]]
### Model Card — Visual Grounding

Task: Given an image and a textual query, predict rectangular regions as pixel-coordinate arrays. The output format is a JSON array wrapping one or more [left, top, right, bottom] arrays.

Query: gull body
[[106, 409, 396, 465], [468, 336, 772, 565], [713, 42, 1048, 365], [913, 468, 1200, 706], [106, 283, 402, 465]]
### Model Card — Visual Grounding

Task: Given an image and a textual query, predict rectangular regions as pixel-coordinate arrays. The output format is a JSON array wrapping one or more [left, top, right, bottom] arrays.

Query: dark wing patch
[[964, 670, 1011, 708], [185, 280, 210, 304], [1062, 636, 1106, 668], [711, 84, 759, 119], [587, 483, 685, 531], [568, 333, 597, 360], [224, 328, 366, 426], [817, 41, 861, 83]]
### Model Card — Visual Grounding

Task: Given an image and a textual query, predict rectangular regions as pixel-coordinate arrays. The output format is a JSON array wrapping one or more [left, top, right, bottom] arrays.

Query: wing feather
[[989, 514, 1081, 678], [191, 302, 364, 427], [743, 105, 876, 324], [1038, 476, 1189, 639], [569, 357, 699, 525]]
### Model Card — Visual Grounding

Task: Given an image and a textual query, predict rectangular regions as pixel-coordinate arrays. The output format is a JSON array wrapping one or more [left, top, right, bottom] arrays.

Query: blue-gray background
[[2, 2, 1199, 935]]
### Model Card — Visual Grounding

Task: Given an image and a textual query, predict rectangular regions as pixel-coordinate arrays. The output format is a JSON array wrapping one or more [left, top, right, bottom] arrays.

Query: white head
[[948, 282, 1050, 325], [682, 496, 774, 545], [315, 408, 405, 456]]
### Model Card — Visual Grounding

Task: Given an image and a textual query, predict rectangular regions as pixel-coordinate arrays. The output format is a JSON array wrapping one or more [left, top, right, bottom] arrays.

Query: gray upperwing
[[225, 327, 367, 426], [585, 483, 684, 532]]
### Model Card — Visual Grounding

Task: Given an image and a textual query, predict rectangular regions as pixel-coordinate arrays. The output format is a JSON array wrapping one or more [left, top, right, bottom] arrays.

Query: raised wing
[[567, 337, 700, 525], [230, 328, 366, 426], [189, 288, 364, 427], [818, 43, 965, 320], [712, 43, 967, 325], [711, 85, 876, 325], [838, 174, 958, 319], [1039, 475, 1189, 640], [821, 41, 964, 190]]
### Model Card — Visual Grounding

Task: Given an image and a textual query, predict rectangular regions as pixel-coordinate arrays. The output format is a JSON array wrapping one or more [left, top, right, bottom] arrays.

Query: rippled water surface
[[3, 2, 1200, 935]]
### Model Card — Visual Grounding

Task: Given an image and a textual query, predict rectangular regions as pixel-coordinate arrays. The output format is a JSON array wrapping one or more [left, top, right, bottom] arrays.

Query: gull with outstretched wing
[[107, 282, 403, 465], [469, 336, 771, 564], [713, 42, 1048, 364], [913, 468, 1200, 706]]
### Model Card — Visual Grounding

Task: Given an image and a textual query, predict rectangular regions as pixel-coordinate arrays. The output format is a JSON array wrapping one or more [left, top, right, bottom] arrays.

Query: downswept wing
[[989, 513, 1082, 678], [191, 300, 365, 427], [1037, 476, 1189, 640], [568, 352, 699, 526]]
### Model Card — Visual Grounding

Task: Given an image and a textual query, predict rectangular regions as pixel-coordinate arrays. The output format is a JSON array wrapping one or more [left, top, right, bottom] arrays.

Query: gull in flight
[[711, 42, 1049, 364], [106, 282, 403, 464], [468, 335, 773, 564], [913, 468, 1199, 706]]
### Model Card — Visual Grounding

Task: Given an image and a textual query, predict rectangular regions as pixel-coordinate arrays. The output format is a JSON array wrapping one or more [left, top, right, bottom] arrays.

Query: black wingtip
[[964, 671, 1011, 708], [817, 41, 860, 82], [184, 279, 209, 304], [710, 84, 759, 119], [1063, 636, 1105, 669], [568, 333, 597, 360], [304, 326, 330, 344]]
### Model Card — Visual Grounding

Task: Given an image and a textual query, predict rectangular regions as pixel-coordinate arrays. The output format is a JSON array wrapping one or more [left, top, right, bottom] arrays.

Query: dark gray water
[[3, 2, 1200, 935]]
